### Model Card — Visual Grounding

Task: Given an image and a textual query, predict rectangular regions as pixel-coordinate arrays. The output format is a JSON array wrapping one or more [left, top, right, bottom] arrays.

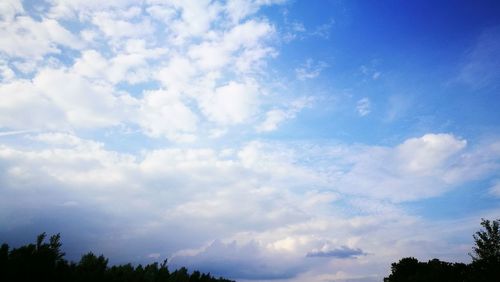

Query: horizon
[[1, 1, 500, 281]]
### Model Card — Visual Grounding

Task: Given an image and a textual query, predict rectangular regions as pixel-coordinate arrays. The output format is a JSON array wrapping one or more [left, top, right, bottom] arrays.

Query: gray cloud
[[171, 240, 308, 280], [306, 246, 366, 259]]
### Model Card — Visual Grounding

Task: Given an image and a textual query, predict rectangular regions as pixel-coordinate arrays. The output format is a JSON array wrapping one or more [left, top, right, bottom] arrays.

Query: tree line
[[0, 233, 234, 282], [384, 218, 500, 282], [1, 218, 498, 282]]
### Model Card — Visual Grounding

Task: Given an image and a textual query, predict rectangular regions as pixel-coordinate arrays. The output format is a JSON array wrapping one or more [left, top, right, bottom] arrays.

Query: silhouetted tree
[[169, 267, 190, 282], [470, 218, 500, 262], [190, 270, 201, 282], [385, 218, 500, 282], [0, 233, 234, 282], [77, 252, 108, 282], [468, 218, 500, 281], [0, 243, 9, 281]]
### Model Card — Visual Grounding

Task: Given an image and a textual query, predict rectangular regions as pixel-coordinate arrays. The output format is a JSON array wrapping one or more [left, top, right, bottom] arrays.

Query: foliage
[[470, 218, 500, 262], [383, 257, 467, 282], [469, 218, 500, 282], [384, 218, 500, 282], [0, 234, 234, 282]]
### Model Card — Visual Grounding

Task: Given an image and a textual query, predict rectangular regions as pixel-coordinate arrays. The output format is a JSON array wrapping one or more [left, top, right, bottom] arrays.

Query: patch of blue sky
[[403, 180, 500, 221], [115, 80, 161, 98]]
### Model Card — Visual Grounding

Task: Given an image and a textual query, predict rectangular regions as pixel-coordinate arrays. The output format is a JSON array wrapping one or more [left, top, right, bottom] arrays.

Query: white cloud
[[137, 89, 198, 142], [73, 44, 166, 84], [0, 0, 24, 21], [225, 0, 260, 24], [164, 0, 222, 44], [0, 79, 65, 130], [145, 4, 177, 23], [0, 67, 135, 131], [91, 11, 155, 40], [155, 55, 198, 93], [0, 129, 35, 137], [33, 68, 131, 128], [225, 0, 286, 24], [2, 2, 498, 281], [256, 96, 312, 132], [356, 97, 371, 116], [0, 0, 285, 142], [257, 109, 289, 132], [331, 134, 490, 202], [0, 133, 499, 280], [188, 19, 275, 72], [0, 59, 15, 82], [0, 16, 83, 59], [47, 0, 137, 19], [396, 134, 467, 174], [200, 81, 259, 125]]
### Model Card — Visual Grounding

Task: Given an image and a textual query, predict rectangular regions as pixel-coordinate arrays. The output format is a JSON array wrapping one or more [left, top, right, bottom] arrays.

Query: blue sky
[[1, 1, 500, 281]]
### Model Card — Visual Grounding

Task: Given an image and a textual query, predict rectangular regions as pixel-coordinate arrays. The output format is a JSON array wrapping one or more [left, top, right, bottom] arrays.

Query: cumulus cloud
[[396, 134, 467, 174], [333, 134, 475, 202], [137, 89, 198, 142], [0, 67, 135, 131], [200, 81, 260, 125], [0, 0, 24, 21], [0, 16, 83, 59], [0, 0, 296, 141]]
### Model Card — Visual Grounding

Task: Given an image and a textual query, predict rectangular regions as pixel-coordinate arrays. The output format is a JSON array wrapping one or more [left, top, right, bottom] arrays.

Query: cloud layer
[[0, 0, 302, 142], [1, 1, 500, 282], [1, 132, 500, 280]]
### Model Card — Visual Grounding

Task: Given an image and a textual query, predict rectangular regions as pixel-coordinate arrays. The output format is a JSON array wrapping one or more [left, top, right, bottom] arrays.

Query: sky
[[1, 0, 500, 281]]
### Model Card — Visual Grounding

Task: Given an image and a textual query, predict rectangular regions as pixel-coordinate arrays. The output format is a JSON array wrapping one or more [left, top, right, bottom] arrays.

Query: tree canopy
[[0, 233, 233, 282], [384, 218, 500, 282]]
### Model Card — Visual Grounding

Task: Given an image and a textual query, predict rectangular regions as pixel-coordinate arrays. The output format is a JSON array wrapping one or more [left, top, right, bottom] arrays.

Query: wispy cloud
[[295, 59, 328, 80], [0, 129, 35, 137], [256, 96, 313, 132], [456, 26, 500, 89], [356, 97, 371, 116], [311, 19, 335, 39], [489, 180, 500, 197]]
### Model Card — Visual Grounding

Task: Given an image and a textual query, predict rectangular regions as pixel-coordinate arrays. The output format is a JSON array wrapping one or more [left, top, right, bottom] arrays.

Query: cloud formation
[[2, 1, 500, 282], [1, 132, 499, 280], [0, 0, 304, 142]]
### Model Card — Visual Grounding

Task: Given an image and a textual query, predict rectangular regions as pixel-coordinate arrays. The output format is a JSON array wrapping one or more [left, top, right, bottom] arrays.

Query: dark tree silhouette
[[385, 218, 500, 282], [469, 218, 500, 281], [0, 233, 234, 282], [470, 218, 500, 262], [77, 252, 108, 282]]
